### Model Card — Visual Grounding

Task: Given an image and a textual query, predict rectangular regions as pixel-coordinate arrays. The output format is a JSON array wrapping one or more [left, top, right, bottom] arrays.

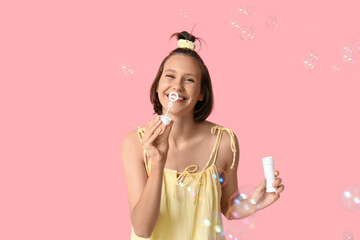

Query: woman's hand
[[250, 170, 285, 211], [141, 116, 173, 165]]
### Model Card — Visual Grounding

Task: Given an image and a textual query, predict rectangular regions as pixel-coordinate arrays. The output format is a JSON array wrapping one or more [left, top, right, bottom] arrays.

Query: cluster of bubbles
[[338, 184, 360, 212], [120, 64, 134, 76], [302, 51, 319, 69], [230, 5, 278, 41], [179, 9, 188, 20]]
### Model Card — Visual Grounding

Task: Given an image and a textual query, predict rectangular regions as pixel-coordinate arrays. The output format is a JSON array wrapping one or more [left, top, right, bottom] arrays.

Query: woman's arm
[[219, 132, 284, 220], [121, 117, 173, 238]]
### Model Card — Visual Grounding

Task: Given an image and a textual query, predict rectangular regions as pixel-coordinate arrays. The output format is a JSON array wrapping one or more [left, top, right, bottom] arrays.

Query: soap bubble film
[[339, 184, 360, 212]]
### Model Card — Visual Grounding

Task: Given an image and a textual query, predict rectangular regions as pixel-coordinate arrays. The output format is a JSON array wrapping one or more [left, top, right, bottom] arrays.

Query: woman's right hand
[[141, 116, 173, 165]]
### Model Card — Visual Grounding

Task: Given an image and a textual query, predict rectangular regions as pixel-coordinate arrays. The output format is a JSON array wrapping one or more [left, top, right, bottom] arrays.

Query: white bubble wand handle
[[160, 92, 178, 125]]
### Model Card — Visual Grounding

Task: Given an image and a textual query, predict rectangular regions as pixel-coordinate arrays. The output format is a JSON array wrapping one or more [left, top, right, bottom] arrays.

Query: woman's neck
[[167, 114, 200, 147]]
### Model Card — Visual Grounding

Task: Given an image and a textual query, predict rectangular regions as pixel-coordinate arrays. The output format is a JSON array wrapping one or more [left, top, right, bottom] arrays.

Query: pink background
[[1, 0, 359, 239]]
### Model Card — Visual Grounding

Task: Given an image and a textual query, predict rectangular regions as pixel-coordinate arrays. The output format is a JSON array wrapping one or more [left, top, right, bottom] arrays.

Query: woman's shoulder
[[122, 127, 143, 147], [200, 120, 234, 133]]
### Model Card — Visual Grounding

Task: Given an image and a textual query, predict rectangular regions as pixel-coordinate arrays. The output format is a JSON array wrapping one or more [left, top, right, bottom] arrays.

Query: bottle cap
[[262, 156, 274, 165]]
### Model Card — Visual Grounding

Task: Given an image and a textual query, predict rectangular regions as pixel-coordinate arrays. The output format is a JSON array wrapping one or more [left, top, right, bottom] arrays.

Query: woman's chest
[[164, 141, 226, 173]]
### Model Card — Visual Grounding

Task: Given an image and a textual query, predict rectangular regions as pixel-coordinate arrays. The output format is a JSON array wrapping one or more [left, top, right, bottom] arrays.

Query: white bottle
[[262, 156, 276, 192]]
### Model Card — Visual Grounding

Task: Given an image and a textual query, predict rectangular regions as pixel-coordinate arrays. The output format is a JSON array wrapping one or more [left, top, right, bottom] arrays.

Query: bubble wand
[[160, 91, 178, 125]]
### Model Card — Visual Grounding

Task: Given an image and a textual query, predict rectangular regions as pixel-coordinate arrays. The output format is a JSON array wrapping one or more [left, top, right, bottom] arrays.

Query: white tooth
[[178, 97, 184, 100]]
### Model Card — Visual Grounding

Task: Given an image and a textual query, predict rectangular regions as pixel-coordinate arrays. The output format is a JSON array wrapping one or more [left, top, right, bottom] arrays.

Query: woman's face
[[156, 54, 203, 117]]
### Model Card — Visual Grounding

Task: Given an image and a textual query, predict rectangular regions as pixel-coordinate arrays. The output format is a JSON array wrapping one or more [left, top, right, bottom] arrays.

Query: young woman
[[121, 31, 285, 240]]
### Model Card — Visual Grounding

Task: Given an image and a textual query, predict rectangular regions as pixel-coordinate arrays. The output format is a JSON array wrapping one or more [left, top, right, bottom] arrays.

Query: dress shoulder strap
[[209, 126, 237, 169], [137, 127, 151, 176]]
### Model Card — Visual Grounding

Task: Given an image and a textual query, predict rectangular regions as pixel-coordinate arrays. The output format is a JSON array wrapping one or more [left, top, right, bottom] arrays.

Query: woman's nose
[[172, 80, 184, 90]]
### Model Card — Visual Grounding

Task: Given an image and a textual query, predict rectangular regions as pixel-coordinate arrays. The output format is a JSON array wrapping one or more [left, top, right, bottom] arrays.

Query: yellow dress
[[131, 126, 236, 240]]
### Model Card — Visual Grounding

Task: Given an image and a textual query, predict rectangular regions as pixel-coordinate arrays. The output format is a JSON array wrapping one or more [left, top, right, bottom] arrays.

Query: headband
[[177, 39, 195, 50]]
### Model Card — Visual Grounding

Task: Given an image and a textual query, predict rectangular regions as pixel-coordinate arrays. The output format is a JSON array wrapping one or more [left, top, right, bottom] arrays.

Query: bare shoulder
[[121, 128, 143, 163], [204, 121, 240, 171]]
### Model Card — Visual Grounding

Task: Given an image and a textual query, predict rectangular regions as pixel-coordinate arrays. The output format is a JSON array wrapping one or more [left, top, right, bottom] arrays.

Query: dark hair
[[150, 31, 214, 122]]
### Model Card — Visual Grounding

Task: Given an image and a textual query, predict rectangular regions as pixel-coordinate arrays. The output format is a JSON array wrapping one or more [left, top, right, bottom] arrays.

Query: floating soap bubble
[[343, 45, 353, 55], [339, 184, 360, 212], [302, 51, 319, 69], [203, 211, 225, 239], [218, 171, 228, 187], [239, 26, 255, 41], [120, 64, 135, 76], [332, 65, 341, 72], [343, 54, 355, 64], [266, 16, 279, 29], [222, 184, 257, 239], [343, 231, 354, 240], [179, 9, 188, 20], [238, 5, 256, 16], [223, 212, 256, 238], [230, 19, 240, 30]]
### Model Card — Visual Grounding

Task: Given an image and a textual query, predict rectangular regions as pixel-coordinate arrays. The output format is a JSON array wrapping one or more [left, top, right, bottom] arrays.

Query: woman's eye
[[166, 75, 175, 78], [185, 79, 195, 83]]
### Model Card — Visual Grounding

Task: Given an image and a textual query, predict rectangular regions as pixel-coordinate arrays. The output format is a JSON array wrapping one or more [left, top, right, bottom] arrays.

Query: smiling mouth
[[166, 94, 186, 102]]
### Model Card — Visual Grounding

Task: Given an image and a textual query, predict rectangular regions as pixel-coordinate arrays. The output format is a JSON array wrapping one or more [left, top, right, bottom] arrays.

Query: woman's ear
[[199, 92, 204, 101]]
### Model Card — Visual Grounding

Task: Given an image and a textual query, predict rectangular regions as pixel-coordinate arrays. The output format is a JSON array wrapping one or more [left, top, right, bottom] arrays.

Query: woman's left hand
[[250, 170, 285, 211]]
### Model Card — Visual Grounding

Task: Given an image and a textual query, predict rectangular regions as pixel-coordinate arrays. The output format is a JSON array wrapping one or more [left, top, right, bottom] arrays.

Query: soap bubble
[[238, 6, 256, 16], [223, 212, 256, 238], [342, 42, 356, 64], [203, 211, 225, 239], [343, 54, 355, 64], [332, 65, 341, 72], [120, 64, 134, 76], [266, 16, 279, 29], [179, 9, 188, 20], [239, 26, 255, 41], [343, 45, 353, 55], [219, 171, 228, 187], [343, 231, 354, 240], [302, 51, 319, 69], [230, 19, 240, 30], [222, 185, 257, 238], [339, 184, 360, 212]]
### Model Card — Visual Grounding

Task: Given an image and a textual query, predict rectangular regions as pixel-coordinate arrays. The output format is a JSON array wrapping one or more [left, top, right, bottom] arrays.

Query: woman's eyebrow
[[164, 69, 197, 77]]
